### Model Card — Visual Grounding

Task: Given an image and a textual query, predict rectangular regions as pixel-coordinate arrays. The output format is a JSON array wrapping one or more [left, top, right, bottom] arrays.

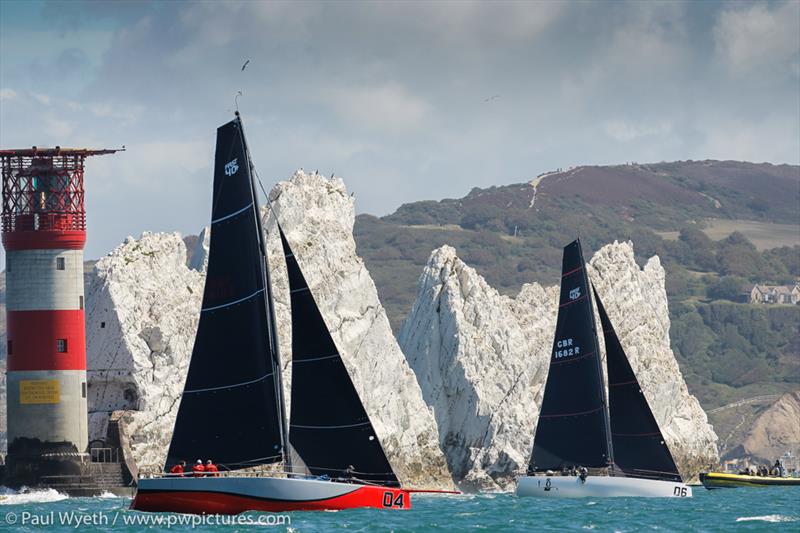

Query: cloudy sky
[[1, 0, 798, 259]]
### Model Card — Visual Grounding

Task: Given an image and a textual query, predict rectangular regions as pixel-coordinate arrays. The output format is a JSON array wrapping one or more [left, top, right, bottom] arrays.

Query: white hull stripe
[[211, 202, 254, 224], [184, 372, 274, 394], [202, 288, 265, 312], [137, 476, 363, 501]]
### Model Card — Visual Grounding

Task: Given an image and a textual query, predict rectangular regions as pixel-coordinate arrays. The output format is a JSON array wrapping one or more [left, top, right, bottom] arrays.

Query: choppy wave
[[736, 515, 798, 523], [0, 487, 69, 505], [97, 491, 119, 499]]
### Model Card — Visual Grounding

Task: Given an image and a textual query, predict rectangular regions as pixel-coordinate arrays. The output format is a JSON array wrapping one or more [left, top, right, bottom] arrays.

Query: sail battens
[[291, 421, 371, 429], [610, 379, 638, 387], [290, 287, 310, 294], [558, 294, 587, 308], [183, 372, 274, 394], [294, 353, 340, 363], [539, 405, 604, 419], [210, 202, 254, 224], [549, 350, 596, 365], [612, 431, 663, 437], [201, 288, 265, 312], [561, 265, 584, 278]]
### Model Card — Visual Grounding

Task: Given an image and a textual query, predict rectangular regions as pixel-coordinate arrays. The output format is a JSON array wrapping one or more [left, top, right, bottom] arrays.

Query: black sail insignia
[[166, 117, 286, 470], [594, 287, 682, 482], [529, 239, 611, 472], [280, 228, 399, 487]]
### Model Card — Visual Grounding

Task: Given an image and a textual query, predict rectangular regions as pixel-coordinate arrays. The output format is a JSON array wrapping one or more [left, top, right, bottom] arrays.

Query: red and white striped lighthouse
[[1, 147, 118, 485]]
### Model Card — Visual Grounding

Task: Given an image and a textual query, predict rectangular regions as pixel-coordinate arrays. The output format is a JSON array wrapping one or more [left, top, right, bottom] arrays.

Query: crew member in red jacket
[[205, 460, 220, 477], [192, 459, 205, 477], [169, 460, 186, 477]]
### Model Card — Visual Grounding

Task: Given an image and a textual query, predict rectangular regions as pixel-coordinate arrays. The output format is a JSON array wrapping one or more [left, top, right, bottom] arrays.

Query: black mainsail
[[166, 117, 288, 469], [529, 240, 611, 472], [594, 287, 682, 481], [280, 229, 399, 487]]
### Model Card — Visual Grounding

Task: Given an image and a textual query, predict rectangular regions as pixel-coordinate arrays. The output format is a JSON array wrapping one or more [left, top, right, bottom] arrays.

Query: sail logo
[[554, 338, 581, 359], [569, 287, 581, 300], [224, 158, 239, 176]]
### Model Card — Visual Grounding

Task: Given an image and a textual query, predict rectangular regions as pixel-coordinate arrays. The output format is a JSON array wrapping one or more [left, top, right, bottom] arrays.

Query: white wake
[[0, 487, 69, 505]]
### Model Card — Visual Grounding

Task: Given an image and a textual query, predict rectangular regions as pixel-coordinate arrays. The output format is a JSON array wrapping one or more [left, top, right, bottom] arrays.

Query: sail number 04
[[382, 491, 406, 508]]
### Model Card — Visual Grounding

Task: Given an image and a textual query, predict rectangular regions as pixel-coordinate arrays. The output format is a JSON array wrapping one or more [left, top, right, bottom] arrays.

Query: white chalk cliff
[[737, 391, 800, 462], [400, 241, 719, 490], [398, 246, 558, 491], [86, 232, 204, 476]]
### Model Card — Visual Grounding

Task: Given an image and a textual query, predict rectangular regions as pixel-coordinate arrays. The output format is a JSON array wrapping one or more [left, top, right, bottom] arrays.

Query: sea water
[[0, 486, 797, 532]]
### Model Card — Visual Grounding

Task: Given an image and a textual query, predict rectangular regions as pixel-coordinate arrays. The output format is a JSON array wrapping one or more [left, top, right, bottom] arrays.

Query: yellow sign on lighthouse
[[20, 380, 61, 404]]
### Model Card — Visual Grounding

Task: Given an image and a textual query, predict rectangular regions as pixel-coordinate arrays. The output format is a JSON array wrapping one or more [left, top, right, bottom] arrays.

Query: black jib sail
[[280, 228, 399, 487], [593, 287, 682, 482], [529, 239, 611, 472], [166, 117, 287, 470]]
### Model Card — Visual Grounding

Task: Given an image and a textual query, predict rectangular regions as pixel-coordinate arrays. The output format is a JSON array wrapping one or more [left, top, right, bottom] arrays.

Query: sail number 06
[[382, 491, 407, 508], [673, 486, 688, 497]]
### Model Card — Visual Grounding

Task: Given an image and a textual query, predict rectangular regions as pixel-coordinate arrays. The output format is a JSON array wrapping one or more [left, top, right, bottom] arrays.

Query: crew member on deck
[[170, 460, 186, 477], [192, 459, 206, 477], [205, 460, 219, 476]]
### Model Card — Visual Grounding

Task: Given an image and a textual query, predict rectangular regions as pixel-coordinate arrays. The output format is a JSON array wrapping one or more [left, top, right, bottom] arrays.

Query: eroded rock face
[[738, 391, 800, 463], [587, 241, 720, 481], [264, 171, 455, 490], [401, 240, 719, 490], [398, 246, 557, 491], [86, 232, 204, 475]]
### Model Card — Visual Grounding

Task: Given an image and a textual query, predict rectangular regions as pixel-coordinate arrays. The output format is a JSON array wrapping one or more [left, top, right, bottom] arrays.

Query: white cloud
[[714, 1, 800, 76], [44, 116, 73, 137], [0, 88, 18, 101], [325, 82, 432, 133], [604, 120, 673, 142], [32, 92, 52, 105], [696, 113, 800, 164]]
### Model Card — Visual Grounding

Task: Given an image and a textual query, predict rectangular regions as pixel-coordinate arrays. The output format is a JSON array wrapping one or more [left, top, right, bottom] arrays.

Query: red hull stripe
[[131, 486, 412, 514], [2, 230, 86, 251], [7, 310, 86, 371]]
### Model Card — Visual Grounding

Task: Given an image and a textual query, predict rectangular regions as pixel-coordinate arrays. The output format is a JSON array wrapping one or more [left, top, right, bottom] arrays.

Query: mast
[[238, 112, 292, 473], [589, 283, 615, 473]]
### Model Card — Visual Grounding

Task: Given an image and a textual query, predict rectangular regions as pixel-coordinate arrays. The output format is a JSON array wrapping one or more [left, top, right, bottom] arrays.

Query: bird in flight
[[483, 94, 500, 103], [241, 59, 250, 71]]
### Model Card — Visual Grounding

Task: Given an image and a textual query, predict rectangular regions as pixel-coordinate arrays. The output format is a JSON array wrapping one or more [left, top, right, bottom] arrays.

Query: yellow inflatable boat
[[700, 472, 800, 489]]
